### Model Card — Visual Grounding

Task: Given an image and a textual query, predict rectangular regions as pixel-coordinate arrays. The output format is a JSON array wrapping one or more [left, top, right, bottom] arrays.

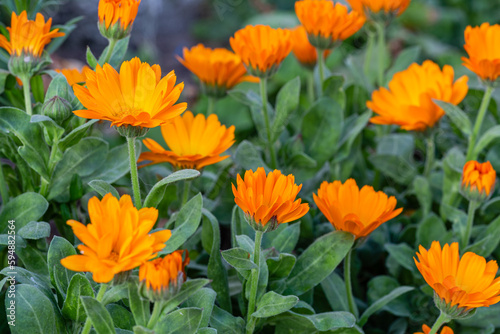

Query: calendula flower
[[138, 111, 235, 170], [295, 0, 365, 50], [232, 168, 309, 232], [98, 0, 141, 40], [55, 66, 91, 86], [60, 193, 171, 283], [414, 324, 454, 334], [346, 0, 411, 19], [462, 23, 500, 83], [290, 26, 330, 68], [177, 44, 258, 97], [367, 61, 469, 131], [461, 160, 496, 201], [73, 57, 187, 135], [139, 250, 190, 301], [313, 179, 402, 239], [230, 25, 292, 78], [414, 241, 500, 317]]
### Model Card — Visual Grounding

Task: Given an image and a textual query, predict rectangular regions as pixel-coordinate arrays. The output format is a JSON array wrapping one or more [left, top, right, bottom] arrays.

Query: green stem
[[147, 301, 164, 329], [307, 71, 315, 104], [466, 85, 494, 161], [424, 133, 435, 178], [81, 283, 108, 334], [181, 180, 191, 206], [375, 22, 386, 87], [260, 78, 277, 169], [40, 140, 59, 197], [428, 312, 452, 334], [0, 159, 9, 204], [102, 38, 117, 65], [364, 28, 376, 79], [345, 248, 359, 318], [246, 230, 264, 334], [127, 137, 142, 209], [207, 96, 216, 115], [316, 47, 326, 94], [462, 200, 479, 249], [21, 75, 33, 116]]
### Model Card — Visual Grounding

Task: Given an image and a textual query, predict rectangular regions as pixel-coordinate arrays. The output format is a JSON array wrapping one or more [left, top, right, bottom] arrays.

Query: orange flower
[[462, 23, 500, 82], [139, 250, 189, 300], [414, 324, 454, 334], [367, 61, 469, 131], [414, 241, 500, 312], [99, 0, 140, 30], [461, 160, 496, 200], [230, 25, 292, 77], [313, 179, 402, 239], [55, 66, 91, 86], [295, 0, 365, 49], [290, 26, 330, 67], [177, 44, 258, 97], [0, 11, 64, 57], [73, 57, 187, 129], [232, 168, 309, 231], [346, 0, 410, 18], [138, 111, 235, 170], [60, 193, 171, 283]]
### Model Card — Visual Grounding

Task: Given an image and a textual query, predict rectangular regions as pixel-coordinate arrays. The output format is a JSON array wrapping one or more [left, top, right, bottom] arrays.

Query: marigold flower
[[414, 324, 454, 334], [232, 168, 309, 232], [367, 61, 469, 131], [290, 26, 330, 68], [98, 0, 141, 39], [138, 111, 235, 170], [313, 179, 402, 239], [414, 241, 500, 314], [461, 160, 496, 201], [60, 193, 171, 283], [55, 66, 91, 86], [177, 44, 258, 97], [139, 250, 189, 301], [230, 25, 292, 78], [346, 0, 410, 19], [295, 0, 365, 50], [462, 23, 500, 82], [73, 57, 187, 130]]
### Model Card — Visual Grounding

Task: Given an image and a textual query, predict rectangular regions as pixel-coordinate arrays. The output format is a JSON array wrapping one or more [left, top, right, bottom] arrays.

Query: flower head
[[55, 66, 91, 86], [60, 194, 171, 283], [414, 324, 454, 334], [177, 44, 258, 97], [230, 25, 292, 78], [290, 26, 330, 68], [414, 241, 500, 314], [73, 57, 187, 129], [232, 168, 309, 232], [295, 0, 365, 50], [138, 111, 235, 170], [313, 179, 402, 239], [139, 250, 190, 301], [367, 61, 469, 131], [461, 160, 496, 201], [347, 0, 411, 19], [462, 23, 500, 83], [98, 0, 141, 39]]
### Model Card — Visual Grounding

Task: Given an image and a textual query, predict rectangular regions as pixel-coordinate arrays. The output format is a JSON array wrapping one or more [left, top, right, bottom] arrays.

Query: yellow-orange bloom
[[60, 194, 171, 283], [414, 325, 453, 334], [461, 160, 496, 200], [347, 0, 410, 18], [73, 57, 187, 128], [138, 111, 235, 170], [177, 44, 258, 97], [290, 26, 330, 67], [230, 25, 292, 77], [462, 23, 500, 82], [313, 179, 402, 239], [415, 241, 500, 311], [0, 11, 64, 57], [55, 66, 91, 86], [367, 61, 469, 131], [232, 168, 309, 231], [295, 0, 365, 49], [99, 0, 140, 30]]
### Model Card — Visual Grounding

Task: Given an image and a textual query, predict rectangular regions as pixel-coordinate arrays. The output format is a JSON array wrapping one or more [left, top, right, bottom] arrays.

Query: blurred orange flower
[[0, 11, 64, 57], [232, 168, 309, 231], [230, 25, 292, 77], [55, 66, 91, 86], [295, 0, 365, 49], [463, 23, 500, 82], [367, 61, 469, 131], [414, 241, 500, 311], [290, 26, 330, 67], [60, 194, 171, 283], [414, 324, 454, 334], [347, 0, 410, 18], [99, 0, 140, 30], [139, 111, 235, 170], [73, 57, 187, 128], [313, 179, 402, 239], [461, 160, 496, 199]]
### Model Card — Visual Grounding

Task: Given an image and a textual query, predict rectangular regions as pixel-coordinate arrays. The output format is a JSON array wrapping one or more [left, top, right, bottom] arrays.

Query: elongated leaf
[[274, 311, 356, 332], [222, 247, 256, 279], [473, 125, 500, 158], [271, 76, 300, 141], [416, 214, 448, 249], [385, 46, 421, 84], [210, 306, 245, 334], [253, 291, 298, 318], [267, 253, 296, 280], [161, 279, 210, 315], [144, 169, 200, 208], [234, 140, 270, 172], [128, 281, 150, 327], [99, 37, 130, 68], [154, 307, 202, 334], [17, 221, 50, 240], [17, 245, 48, 276], [185, 287, 217, 328], [48, 236, 77, 295], [86, 46, 98, 68], [58, 119, 98, 151], [271, 222, 300, 254], [62, 274, 94, 322], [81, 296, 116, 334], [434, 100, 472, 136], [465, 215, 500, 257], [358, 286, 414, 326], [102, 284, 129, 306], [413, 176, 432, 218], [30, 115, 65, 144], [0, 192, 48, 232], [88, 180, 120, 198], [321, 272, 349, 312], [384, 243, 417, 273]]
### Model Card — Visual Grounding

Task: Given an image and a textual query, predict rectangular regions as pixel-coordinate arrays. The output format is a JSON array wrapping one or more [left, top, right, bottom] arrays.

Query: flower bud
[[42, 96, 73, 123], [461, 160, 496, 202]]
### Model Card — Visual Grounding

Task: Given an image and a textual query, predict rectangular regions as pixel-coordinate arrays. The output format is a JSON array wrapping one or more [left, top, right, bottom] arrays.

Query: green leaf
[[16, 245, 49, 277], [234, 140, 270, 172], [434, 100, 472, 137], [271, 222, 300, 254], [62, 274, 94, 322], [47, 236, 77, 296], [0, 267, 52, 296], [457, 304, 500, 328], [0, 192, 48, 232], [385, 46, 421, 84], [440, 148, 465, 220], [228, 89, 262, 108], [416, 214, 448, 249], [88, 180, 120, 199], [44, 72, 74, 102], [274, 311, 356, 332], [81, 296, 116, 334], [336, 110, 372, 152], [384, 243, 417, 273], [107, 304, 134, 331], [30, 115, 65, 144], [197, 328, 217, 334], [267, 253, 296, 280], [221, 247, 256, 279], [87, 46, 98, 69], [412, 176, 432, 218], [252, 291, 298, 318], [154, 307, 202, 334], [185, 287, 217, 328], [99, 37, 130, 68], [465, 215, 500, 257], [0, 69, 10, 94], [17, 221, 50, 240], [102, 284, 129, 306], [210, 306, 245, 334], [144, 169, 201, 208], [132, 326, 155, 334], [128, 281, 150, 327], [30, 75, 45, 104], [473, 125, 500, 158], [271, 76, 300, 141], [58, 119, 99, 151], [321, 273, 349, 312], [161, 279, 211, 315], [367, 276, 411, 318], [285, 231, 354, 295], [358, 286, 414, 326], [0, 234, 26, 248]]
